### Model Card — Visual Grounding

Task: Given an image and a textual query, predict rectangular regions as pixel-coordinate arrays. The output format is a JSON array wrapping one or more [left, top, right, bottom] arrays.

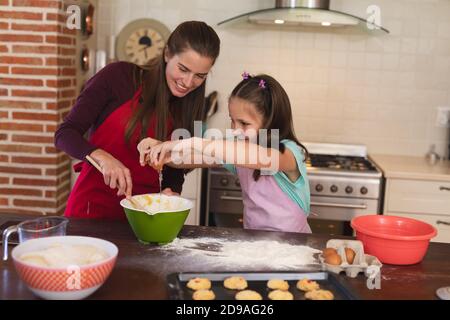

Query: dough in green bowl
[[120, 194, 192, 245]]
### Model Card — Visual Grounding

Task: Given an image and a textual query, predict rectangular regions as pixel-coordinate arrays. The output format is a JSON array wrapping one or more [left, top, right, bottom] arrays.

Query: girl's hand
[[90, 149, 133, 198], [137, 137, 161, 166], [149, 140, 186, 169]]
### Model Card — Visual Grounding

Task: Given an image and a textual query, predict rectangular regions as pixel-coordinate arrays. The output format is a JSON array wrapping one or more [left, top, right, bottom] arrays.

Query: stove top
[[306, 154, 378, 172], [302, 142, 382, 178]]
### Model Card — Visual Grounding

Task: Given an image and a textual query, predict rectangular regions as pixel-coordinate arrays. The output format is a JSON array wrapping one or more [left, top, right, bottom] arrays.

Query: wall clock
[[115, 18, 170, 65]]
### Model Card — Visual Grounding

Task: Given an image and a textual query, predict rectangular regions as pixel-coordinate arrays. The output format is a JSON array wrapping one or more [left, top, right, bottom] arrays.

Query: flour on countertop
[[161, 237, 321, 270]]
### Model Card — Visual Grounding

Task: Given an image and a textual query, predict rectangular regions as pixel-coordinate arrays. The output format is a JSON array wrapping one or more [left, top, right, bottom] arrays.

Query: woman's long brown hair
[[230, 74, 309, 180], [125, 21, 220, 144]]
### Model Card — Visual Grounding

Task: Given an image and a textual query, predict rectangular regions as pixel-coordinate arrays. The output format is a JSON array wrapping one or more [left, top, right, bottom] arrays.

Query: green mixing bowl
[[120, 194, 193, 245]]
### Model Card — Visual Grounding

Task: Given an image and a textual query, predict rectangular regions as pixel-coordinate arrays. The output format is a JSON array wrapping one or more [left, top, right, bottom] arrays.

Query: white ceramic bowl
[[12, 236, 118, 300]]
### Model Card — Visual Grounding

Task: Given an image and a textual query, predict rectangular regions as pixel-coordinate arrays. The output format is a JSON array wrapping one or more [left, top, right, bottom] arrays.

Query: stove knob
[[235, 179, 240, 187], [330, 185, 338, 193], [220, 177, 229, 186], [315, 184, 323, 192], [360, 187, 368, 195], [345, 186, 353, 194]]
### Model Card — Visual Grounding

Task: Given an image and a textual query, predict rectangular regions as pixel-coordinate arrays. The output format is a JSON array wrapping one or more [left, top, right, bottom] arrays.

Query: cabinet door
[[181, 169, 201, 226], [385, 179, 450, 216], [181, 169, 200, 199], [184, 198, 198, 226], [385, 212, 450, 244]]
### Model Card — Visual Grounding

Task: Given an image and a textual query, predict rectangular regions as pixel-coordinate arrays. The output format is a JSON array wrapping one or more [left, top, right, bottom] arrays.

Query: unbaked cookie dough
[[267, 279, 289, 291], [187, 277, 211, 291], [296, 278, 320, 291], [224, 276, 248, 290], [235, 290, 263, 300], [193, 289, 216, 300], [268, 289, 294, 300], [305, 289, 334, 300]]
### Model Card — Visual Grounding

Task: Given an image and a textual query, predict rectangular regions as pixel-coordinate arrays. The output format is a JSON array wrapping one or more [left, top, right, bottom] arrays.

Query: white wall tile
[[330, 52, 347, 68], [401, 37, 418, 54], [347, 52, 365, 68]]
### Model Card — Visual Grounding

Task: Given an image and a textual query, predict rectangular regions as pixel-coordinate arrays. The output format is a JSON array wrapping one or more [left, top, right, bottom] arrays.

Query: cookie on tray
[[235, 290, 263, 300], [193, 289, 216, 300], [296, 278, 320, 291], [224, 276, 248, 290], [305, 289, 334, 300], [268, 289, 294, 300], [187, 277, 211, 291], [267, 279, 289, 291]]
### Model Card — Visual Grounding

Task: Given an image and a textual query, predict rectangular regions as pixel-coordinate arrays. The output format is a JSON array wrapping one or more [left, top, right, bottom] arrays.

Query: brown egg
[[345, 247, 356, 264], [322, 248, 338, 257], [325, 253, 342, 265]]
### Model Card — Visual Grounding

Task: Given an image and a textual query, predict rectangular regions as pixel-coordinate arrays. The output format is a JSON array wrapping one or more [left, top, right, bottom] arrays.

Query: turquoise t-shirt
[[223, 139, 310, 215]]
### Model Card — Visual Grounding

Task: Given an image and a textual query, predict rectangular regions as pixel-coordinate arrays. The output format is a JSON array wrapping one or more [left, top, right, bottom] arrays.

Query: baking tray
[[167, 272, 359, 300]]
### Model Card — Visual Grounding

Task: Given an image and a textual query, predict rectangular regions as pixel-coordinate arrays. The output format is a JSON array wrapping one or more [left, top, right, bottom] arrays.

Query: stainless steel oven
[[205, 168, 244, 228]]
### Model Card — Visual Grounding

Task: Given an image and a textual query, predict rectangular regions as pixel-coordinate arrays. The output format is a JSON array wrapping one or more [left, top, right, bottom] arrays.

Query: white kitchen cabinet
[[181, 169, 202, 226], [385, 179, 450, 216], [386, 211, 450, 244], [184, 198, 198, 226], [384, 178, 450, 243]]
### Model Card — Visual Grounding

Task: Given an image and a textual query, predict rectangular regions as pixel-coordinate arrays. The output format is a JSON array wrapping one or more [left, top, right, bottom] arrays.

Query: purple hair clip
[[258, 79, 266, 89], [242, 71, 250, 80]]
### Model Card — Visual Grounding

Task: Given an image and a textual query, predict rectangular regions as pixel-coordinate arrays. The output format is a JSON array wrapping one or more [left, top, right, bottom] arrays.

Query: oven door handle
[[220, 195, 244, 201], [311, 202, 368, 210]]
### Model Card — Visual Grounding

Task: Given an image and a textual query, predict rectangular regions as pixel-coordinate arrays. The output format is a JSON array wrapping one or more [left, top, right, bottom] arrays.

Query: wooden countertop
[[1, 215, 450, 300], [370, 154, 450, 182]]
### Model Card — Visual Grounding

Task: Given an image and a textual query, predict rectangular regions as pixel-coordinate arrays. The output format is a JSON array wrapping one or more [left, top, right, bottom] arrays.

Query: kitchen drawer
[[385, 179, 450, 216], [385, 212, 450, 244]]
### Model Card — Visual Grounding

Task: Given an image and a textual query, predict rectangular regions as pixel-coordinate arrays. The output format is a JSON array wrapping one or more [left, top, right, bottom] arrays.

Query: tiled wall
[[97, 0, 450, 158]]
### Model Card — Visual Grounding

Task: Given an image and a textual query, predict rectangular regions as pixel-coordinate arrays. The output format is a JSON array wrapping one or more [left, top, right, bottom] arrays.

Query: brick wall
[[0, 0, 78, 216]]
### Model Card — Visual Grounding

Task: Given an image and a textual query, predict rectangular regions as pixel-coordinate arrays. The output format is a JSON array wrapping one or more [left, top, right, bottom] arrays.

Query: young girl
[[138, 73, 311, 233]]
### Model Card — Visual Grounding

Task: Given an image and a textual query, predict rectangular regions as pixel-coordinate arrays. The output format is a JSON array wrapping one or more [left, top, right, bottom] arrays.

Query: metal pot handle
[[2, 225, 18, 261]]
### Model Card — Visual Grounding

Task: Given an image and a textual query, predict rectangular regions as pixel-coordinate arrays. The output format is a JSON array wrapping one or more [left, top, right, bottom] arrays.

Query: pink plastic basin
[[351, 215, 437, 265]]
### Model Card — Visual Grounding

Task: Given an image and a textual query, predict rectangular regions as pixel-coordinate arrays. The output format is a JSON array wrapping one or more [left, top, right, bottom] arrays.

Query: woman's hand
[[90, 149, 133, 198], [161, 188, 180, 196], [137, 137, 162, 166]]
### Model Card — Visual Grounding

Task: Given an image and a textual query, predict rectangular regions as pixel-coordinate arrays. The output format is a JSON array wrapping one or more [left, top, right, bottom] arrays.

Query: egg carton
[[319, 239, 382, 278]]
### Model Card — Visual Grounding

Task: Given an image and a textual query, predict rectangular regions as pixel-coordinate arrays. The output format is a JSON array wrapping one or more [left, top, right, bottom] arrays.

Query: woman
[[55, 21, 220, 219]]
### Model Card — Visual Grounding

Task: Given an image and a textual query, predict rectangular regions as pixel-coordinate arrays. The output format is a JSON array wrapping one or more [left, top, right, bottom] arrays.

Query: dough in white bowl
[[19, 243, 109, 268]]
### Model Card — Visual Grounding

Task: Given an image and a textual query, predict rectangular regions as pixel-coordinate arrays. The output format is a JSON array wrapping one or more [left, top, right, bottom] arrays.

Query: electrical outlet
[[436, 106, 450, 127]]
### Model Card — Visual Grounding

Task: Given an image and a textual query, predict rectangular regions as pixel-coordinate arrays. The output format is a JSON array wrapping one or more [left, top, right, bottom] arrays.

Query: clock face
[[116, 19, 171, 65], [125, 27, 165, 65]]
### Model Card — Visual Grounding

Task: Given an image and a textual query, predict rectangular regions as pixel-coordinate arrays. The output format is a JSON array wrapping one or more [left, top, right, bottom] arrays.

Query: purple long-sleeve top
[[54, 61, 185, 193]]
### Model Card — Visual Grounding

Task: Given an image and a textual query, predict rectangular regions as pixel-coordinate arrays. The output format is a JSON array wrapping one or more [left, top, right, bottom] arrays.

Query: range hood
[[218, 0, 389, 33]]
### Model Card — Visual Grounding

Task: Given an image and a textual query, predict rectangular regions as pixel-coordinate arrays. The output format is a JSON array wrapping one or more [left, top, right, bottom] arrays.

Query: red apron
[[65, 87, 168, 219]]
